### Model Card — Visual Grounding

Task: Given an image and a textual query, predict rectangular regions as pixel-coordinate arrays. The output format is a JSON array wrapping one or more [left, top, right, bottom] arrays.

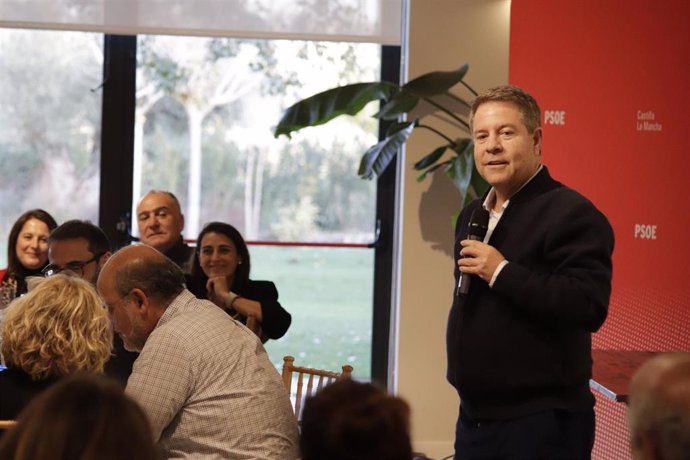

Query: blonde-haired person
[[0, 274, 112, 419]]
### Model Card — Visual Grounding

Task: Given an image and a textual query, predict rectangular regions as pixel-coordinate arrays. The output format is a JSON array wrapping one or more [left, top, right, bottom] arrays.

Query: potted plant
[[273, 63, 488, 207]]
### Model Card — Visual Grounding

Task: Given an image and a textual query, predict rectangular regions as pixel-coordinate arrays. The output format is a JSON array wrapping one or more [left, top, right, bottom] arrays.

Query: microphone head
[[467, 208, 490, 239]]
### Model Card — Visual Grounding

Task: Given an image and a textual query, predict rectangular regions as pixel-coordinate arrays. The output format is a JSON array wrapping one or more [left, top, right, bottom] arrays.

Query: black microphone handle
[[457, 234, 483, 297]]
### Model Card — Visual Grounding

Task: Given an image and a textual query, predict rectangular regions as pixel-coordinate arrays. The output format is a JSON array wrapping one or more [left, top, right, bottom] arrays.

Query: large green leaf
[[274, 81, 398, 138], [375, 91, 419, 120], [401, 63, 469, 98], [413, 145, 449, 170], [386, 120, 416, 137], [447, 139, 474, 200], [358, 123, 415, 179]]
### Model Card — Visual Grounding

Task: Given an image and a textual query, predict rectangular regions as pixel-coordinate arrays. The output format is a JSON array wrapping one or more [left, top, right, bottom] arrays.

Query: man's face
[[97, 275, 149, 353], [136, 192, 185, 254], [48, 238, 106, 284], [472, 101, 542, 200]]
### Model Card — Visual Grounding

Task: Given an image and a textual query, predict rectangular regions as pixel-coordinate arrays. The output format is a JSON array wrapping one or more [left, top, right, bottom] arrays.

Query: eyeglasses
[[42, 253, 103, 278]]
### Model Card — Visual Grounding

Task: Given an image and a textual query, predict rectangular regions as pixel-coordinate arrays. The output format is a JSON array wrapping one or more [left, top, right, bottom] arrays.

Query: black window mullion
[[371, 44, 401, 387], [99, 34, 137, 250]]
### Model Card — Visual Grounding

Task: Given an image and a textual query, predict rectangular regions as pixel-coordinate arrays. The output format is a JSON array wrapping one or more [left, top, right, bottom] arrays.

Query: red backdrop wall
[[509, 1, 690, 458]]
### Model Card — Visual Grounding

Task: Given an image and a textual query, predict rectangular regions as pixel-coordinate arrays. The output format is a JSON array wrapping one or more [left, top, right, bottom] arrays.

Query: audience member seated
[[187, 221, 291, 342], [300, 379, 414, 460], [628, 352, 690, 460], [97, 244, 299, 459], [46, 219, 138, 385], [0, 374, 157, 460], [136, 190, 194, 272], [0, 275, 112, 419], [0, 209, 57, 308]]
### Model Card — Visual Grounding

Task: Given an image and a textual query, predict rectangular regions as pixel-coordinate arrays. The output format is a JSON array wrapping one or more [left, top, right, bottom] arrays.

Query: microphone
[[457, 207, 490, 297]]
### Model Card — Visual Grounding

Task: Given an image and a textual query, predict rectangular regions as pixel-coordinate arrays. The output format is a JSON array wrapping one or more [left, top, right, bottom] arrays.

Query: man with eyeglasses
[[47, 220, 138, 384]]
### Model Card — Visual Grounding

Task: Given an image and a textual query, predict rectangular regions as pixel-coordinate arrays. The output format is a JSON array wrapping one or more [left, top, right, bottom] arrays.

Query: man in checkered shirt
[[98, 244, 299, 459]]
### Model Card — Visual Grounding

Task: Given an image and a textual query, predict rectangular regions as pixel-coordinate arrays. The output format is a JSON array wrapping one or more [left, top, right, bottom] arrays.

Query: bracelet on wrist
[[224, 291, 239, 310]]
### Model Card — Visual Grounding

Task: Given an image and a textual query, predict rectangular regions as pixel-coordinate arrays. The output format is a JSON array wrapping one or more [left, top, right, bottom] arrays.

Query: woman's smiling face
[[15, 217, 51, 270], [198, 232, 242, 279]]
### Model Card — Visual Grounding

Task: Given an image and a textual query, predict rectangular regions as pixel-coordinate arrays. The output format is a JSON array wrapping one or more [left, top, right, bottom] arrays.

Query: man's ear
[[129, 288, 148, 312], [532, 127, 543, 153], [98, 251, 112, 267]]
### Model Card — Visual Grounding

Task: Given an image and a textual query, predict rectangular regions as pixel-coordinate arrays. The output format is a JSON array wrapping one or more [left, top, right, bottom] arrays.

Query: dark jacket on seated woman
[[186, 222, 291, 342], [0, 367, 57, 419], [187, 276, 291, 341]]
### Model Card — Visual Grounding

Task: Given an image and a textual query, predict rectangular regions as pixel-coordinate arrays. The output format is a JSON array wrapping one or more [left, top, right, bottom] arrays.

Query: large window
[[0, 29, 103, 265], [0, 27, 396, 383], [134, 35, 381, 377], [134, 35, 379, 242]]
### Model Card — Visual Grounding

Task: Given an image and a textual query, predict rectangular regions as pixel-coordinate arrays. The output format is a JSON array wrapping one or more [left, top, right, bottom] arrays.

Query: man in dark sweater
[[136, 190, 195, 272], [448, 85, 614, 459]]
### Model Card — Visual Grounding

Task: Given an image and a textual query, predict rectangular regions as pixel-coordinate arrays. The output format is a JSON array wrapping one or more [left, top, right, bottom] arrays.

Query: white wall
[[396, 1, 511, 457]]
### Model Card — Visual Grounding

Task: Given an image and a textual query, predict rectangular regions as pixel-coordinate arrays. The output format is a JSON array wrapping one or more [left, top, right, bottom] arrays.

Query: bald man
[[136, 191, 195, 272], [97, 245, 299, 459], [628, 352, 690, 460]]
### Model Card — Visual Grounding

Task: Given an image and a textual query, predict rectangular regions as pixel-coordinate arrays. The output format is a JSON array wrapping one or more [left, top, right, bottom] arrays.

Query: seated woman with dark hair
[[300, 379, 414, 460], [187, 221, 291, 342], [0, 209, 58, 307], [0, 275, 112, 419], [0, 374, 157, 460]]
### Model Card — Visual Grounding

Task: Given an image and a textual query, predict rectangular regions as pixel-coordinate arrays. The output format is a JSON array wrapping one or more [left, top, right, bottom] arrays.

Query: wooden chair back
[[281, 355, 353, 419], [0, 420, 17, 430]]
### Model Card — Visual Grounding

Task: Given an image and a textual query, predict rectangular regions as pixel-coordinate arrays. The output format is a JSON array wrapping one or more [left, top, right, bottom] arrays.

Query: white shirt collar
[[482, 164, 543, 212]]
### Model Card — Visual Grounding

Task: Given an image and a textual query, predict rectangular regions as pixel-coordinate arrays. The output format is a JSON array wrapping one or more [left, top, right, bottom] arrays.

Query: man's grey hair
[[139, 190, 183, 214]]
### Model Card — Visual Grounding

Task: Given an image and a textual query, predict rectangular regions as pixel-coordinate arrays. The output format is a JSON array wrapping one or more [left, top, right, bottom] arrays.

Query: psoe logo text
[[544, 110, 565, 125], [634, 224, 657, 240]]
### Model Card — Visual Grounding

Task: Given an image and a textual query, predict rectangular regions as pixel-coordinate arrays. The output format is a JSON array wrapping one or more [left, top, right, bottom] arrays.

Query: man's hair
[[0, 275, 112, 379], [48, 219, 111, 256], [0, 374, 156, 460], [629, 353, 690, 460], [470, 84, 542, 133], [300, 379, 413, 460], [140, 189, 183, 214], [6, 209, 58, 277], [113, 249, 185, 305]]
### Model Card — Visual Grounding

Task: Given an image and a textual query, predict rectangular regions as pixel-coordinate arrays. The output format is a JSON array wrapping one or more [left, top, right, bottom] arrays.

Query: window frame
[[98, 35, 399, 385]]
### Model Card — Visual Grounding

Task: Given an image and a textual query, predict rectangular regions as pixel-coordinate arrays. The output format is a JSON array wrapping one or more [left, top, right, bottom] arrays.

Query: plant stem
[[422, 97, 470, 131], [444, 92, 472, 109], [461, 80, 478, 97], [417, 123, 456, 145]]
